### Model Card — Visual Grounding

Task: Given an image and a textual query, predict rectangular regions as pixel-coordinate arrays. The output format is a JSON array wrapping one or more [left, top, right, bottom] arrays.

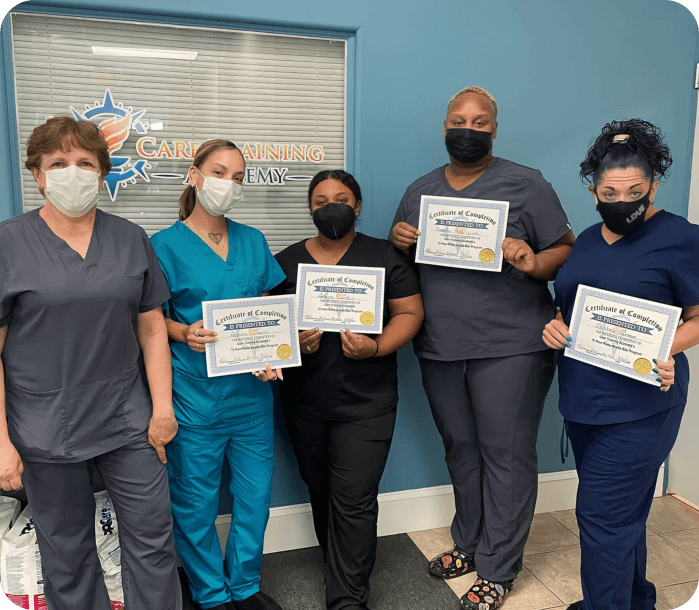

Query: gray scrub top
[[391, 158, 571, 360], [0, 208, 170, 463]]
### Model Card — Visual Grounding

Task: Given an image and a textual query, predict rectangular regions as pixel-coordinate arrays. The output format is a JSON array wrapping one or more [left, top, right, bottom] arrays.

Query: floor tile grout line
[[523, 544, 581, 557], [547, 513, 581, 538], [407, 499, 699, 608], [523, 565, 566, 606], [656, 526, 699, 537], [651, 533, 699, 566], [657, 579, 699, 588]]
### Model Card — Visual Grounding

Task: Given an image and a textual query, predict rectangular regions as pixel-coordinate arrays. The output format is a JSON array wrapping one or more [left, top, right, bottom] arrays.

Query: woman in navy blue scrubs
[[543, 119, 699, 610]]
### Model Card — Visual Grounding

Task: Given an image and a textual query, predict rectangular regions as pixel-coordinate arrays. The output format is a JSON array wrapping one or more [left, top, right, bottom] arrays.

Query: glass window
[[11, 13, 346, 251]]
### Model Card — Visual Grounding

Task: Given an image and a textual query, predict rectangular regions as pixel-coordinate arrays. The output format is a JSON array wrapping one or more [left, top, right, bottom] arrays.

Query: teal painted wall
[[0, 0, 697, 510]]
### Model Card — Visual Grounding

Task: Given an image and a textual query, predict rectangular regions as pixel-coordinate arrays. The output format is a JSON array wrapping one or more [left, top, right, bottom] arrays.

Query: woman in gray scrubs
[[0, 116, 182, 610], [391, 86, 575, 610]]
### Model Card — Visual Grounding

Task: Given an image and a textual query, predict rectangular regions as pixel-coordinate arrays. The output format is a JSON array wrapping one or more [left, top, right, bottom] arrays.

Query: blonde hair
[[446, 86, 498, 122]]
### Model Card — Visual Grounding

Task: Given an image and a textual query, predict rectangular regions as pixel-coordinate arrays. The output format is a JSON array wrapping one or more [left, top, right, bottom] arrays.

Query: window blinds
[[11, 13, 346, 252]]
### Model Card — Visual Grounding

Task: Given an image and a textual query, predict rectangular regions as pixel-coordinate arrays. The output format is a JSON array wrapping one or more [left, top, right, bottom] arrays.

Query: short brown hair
[[179, 139, 242, 220], [25, 115, 112, 176]]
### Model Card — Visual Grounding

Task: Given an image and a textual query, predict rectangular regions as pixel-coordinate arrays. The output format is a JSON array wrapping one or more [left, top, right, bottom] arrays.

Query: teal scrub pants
[[165, 414, 274, 610]]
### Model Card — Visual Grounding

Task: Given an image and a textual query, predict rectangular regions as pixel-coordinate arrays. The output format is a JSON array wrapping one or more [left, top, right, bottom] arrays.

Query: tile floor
[[408, 495, 699, 610]]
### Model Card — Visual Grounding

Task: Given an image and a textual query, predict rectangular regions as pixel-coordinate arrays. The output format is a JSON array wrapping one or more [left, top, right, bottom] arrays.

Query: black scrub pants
[[419, 350, 556, 582], [284, 409, 397, 610], [21, 435, 182, 610]]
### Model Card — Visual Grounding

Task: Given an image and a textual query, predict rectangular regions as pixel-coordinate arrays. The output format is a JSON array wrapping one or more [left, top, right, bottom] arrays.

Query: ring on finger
[[194, 329, 200, 337]]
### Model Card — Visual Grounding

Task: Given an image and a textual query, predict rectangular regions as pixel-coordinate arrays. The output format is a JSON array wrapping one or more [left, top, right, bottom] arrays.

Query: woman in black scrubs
[[0, 116, 181, 610], [272, 170, 424, 610]]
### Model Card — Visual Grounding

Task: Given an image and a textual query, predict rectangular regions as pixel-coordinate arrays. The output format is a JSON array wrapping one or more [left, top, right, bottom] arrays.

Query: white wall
[[667, 90, 699, 505]]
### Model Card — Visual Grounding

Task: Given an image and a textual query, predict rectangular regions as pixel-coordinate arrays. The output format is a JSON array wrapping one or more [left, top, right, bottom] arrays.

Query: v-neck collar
[[440, 157, 499, 195], [34, 207, 100, 268], [303, 232, 361, 266], [178, 219, 235, 265]]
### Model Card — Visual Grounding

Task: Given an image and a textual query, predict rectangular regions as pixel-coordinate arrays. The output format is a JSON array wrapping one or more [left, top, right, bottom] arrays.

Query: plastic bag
[[93, 491, 124, 610], [0, 497, 21, 561], [0, 506, 46, 610], [0, 492, 125, 610]]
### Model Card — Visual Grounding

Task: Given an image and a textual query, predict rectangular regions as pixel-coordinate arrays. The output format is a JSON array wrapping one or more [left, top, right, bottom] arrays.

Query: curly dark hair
[[579, 119, 672, 185]]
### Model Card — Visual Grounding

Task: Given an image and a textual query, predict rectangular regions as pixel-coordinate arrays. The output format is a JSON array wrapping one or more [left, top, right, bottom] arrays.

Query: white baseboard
[[215, 466, 665, 555]]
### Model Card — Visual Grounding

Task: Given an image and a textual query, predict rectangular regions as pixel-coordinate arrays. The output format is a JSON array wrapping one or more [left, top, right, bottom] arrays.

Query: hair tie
[[612, 134, 630, 144]]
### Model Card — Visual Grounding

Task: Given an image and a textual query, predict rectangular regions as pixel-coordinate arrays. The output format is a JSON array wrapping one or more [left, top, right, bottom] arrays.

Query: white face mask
[[41, 165, 101, 218], [194, 167, 243, 216]]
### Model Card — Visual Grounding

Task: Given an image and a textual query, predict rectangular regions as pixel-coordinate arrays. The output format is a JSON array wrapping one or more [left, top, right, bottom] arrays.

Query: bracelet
[[371, 338, 380, 358]]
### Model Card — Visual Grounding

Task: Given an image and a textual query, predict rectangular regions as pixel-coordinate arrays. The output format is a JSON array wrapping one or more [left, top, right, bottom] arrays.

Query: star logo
[[69, 89, 151, 201]]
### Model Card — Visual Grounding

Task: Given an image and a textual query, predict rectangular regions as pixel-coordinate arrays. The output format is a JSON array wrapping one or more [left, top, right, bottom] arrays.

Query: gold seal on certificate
[[202, 295, 301, 377], [360, 312, 375, 326], [479, 248, 495, 263], [296, 264, 385, 334], [276, 344, 292, 360], [633, 358, 653, 376], [565, 285, 681, 386]]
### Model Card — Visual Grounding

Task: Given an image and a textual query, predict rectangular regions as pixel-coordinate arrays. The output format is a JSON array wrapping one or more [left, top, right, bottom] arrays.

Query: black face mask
[[312, 203, 357, 239], [444, 128, 493, 164], [594, 188, 651, 236]]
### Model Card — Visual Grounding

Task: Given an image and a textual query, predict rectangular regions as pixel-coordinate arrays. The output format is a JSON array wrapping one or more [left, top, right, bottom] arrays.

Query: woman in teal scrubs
[[151, 139, 285, 610]]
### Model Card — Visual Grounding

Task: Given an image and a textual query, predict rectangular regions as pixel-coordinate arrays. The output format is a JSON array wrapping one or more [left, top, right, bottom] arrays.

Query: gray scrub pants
[[21, 435, 182, 610], [419, 350, 555, 582]]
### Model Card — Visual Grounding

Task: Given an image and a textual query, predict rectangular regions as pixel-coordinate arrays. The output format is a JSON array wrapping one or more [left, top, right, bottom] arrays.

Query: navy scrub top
[[150, 220, 285, 427], [0, 209, 170, 463], [271, 233, 421, 422], [554, 210, 699, 425], [391, 158, 571, 360]]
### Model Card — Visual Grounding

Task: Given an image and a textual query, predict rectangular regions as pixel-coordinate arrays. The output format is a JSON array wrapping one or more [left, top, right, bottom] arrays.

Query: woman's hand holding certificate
[[202, 295, 301, 377], [544, 285, 681, 389], [502, 237, 538, 274], [296, 264, 385, 334], [415, 195, 509, 271]]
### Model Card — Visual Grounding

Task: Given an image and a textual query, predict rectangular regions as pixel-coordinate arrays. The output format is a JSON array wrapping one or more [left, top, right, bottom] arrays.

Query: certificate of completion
[[565, 285, 681, 386], [202, 295, 301, 377], [296, 264, 385, 334], [415, 195, 510, 272]]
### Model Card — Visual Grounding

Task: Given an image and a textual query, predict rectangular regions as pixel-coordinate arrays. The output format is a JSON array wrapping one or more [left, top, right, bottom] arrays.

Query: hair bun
[[580, 119, 672, 184]]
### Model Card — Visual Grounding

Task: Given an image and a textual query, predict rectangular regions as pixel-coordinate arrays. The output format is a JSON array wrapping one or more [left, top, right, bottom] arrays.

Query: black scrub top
[[0, 209, 170, 463], [391, 159, 571, 360], [271, 233, 421, 422]]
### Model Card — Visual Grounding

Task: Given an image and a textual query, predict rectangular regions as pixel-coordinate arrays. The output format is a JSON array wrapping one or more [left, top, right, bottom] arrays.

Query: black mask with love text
[[312, 203, 357, 239], [444, 128, 493, 164], [594, 188, 651, 236]]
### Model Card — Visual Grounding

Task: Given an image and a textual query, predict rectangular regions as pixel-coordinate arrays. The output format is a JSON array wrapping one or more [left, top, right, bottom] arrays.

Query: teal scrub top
[[151, 220, 286, 427]]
